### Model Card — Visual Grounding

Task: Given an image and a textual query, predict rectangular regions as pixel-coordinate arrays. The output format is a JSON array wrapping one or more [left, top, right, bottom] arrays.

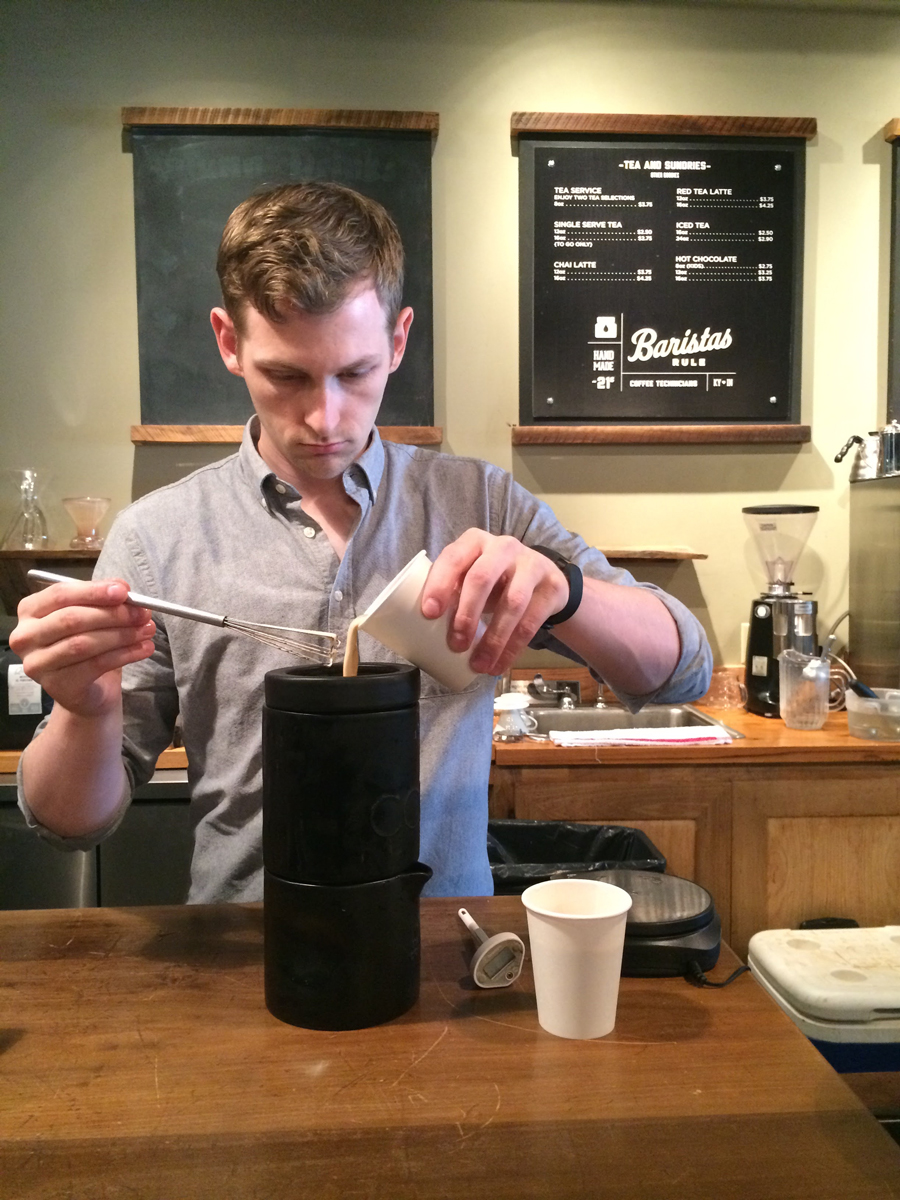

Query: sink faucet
[[529, 674, 580, 708], [528, 673, 556, 702]]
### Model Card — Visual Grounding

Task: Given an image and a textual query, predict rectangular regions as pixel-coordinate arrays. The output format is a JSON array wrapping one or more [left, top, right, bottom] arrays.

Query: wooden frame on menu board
[[513, 113, 815, 446], [883, 118, 900, 424], [122, 108, 441, 447]]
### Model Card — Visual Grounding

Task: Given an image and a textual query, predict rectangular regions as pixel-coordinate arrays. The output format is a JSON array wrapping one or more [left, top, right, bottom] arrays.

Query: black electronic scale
[[590, 869, 721, 977]]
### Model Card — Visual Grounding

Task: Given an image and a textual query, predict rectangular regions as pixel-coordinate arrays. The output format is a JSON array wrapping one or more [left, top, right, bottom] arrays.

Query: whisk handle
[[126, 592, 226, 627], [26, 569, 227, 628]]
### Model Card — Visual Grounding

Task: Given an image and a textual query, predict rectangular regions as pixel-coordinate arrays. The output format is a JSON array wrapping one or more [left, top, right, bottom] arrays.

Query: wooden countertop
[[492, 706, 900, 766], [4, 708, 899, 775], [0, 744, 188, 774], [1, 897, 898, 1199]]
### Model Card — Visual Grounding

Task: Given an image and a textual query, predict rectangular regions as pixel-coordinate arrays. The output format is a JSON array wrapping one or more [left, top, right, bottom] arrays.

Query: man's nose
[[303, 380, 342, 438]]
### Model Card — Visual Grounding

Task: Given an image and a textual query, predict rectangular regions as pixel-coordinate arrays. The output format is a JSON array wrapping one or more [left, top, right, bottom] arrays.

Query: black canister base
[[264, 863, 433, 1031]]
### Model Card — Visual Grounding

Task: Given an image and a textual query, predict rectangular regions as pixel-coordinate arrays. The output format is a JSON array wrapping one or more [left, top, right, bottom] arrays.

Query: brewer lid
[[589, 869, 715, 938], [265, 663, 420, 714]]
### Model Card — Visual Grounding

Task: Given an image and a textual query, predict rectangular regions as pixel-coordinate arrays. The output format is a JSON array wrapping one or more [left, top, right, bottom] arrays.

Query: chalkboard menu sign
[[519, 137, 805, 426], [129, 121, 434, 428]]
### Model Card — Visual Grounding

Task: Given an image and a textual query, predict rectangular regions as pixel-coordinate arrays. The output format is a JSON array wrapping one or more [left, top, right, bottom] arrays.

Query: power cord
[[685, 960, 751, 988]]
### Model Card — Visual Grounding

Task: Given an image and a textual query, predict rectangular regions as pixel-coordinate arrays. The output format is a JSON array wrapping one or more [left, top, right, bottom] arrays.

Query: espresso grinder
[[743, 505, 820, 717]]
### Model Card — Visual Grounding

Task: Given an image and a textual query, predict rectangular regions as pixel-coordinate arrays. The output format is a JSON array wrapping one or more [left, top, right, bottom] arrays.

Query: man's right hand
[[9, 579, 156, 719]]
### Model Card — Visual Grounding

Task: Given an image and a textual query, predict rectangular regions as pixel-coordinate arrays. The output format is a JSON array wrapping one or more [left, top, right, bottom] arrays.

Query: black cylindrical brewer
[[263, 663, 428, 1030], [263, 663, 420, 885], [264, 863, 432, 1030]]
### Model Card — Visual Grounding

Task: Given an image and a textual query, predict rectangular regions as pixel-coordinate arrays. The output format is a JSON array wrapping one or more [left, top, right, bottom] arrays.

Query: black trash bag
[[487, 819, 666, 895]]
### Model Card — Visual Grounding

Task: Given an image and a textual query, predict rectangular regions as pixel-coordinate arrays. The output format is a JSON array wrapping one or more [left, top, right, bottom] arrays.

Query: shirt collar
[[238, 415, 384, 507]]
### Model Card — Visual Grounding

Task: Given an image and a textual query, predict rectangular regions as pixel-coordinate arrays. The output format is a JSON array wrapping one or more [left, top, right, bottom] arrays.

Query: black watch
[[531, 545, 584, 627]]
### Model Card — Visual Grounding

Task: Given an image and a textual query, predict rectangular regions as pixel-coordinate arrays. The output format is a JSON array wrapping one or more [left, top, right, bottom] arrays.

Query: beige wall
[[3, 0, 900, 661]]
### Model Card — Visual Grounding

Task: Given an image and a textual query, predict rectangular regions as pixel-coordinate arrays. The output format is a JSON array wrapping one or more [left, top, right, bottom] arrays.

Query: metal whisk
[[27, 570, 337, 665]]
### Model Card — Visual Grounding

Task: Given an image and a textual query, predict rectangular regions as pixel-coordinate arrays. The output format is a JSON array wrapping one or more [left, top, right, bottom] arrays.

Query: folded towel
[[548, 726, 733, 748]]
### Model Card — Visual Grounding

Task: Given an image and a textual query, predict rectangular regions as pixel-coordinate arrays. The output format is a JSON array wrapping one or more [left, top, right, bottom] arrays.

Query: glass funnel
[[62, 496, 110, 550], [743, 505, 818, 591]]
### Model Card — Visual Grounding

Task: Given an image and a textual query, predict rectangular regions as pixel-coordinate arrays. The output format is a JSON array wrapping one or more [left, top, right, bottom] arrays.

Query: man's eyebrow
[[256, 355, 380, 372], [336, 355, 381, 372], [255, 358, 310, 372]]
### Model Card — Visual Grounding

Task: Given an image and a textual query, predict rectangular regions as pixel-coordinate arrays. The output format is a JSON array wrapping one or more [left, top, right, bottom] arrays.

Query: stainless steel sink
[[526, 704, 743, 739]]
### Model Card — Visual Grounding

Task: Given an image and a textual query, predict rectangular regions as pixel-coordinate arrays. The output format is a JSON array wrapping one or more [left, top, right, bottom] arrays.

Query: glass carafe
[[2, 470, 48, 550]]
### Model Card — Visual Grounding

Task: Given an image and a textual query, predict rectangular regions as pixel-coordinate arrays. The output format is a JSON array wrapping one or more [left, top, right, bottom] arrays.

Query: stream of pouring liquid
[[342, 617, 362, 677]]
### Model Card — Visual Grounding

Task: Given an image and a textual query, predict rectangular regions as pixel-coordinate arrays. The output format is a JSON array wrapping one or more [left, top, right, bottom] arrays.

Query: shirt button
[[275, 483, 286, 495], [303, 526, 315, 539], [334, 589, 343, 602]]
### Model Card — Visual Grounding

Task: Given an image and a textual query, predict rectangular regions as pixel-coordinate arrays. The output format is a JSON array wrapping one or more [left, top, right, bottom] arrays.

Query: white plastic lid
[[748, 926, 900, 1024]]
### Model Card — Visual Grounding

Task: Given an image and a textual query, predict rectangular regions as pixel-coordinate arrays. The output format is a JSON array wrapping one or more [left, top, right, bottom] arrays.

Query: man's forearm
[[554, 577, 681, 698], [20, 705, 130, 839]]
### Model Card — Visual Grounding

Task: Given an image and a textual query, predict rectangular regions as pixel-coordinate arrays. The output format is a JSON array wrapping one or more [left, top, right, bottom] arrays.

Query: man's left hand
[[421, 530, 569, 675]]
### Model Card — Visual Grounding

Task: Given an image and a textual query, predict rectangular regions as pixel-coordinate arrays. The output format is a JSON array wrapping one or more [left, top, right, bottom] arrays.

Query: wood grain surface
[[130, 424, 443, 445], [122, 107, 439, 133], [0, 898, 897, 1199], [511, 113, 818, 139], [511, 423, 812, 445], [492, 706, 900, 766], [730, 768, 900, 954], [600, 547, 708, 560]]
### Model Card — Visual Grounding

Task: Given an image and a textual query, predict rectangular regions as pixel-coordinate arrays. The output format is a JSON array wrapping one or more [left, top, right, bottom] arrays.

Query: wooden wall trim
[[122, 107, 439, 134], [883, 118, 900, 143], [511, 424, 811, 446], [131, 424, 443, 446], [511, 113, 817, 140]]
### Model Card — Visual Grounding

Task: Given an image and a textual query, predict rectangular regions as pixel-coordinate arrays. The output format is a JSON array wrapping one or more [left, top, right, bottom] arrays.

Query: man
[[11, 182, 711, 899]]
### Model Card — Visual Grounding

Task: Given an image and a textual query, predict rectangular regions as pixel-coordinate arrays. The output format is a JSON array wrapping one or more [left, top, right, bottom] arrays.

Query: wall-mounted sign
[[518, 123, 810, 435]]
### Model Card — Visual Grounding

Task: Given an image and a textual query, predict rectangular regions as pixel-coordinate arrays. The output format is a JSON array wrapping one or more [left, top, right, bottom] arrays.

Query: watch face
[[532, 544, 569, 568]]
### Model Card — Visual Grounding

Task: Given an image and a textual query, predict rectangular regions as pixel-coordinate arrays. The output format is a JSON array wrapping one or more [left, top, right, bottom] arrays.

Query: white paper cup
[[522, 878, 632, 1039], [359, 550, 480, 692]]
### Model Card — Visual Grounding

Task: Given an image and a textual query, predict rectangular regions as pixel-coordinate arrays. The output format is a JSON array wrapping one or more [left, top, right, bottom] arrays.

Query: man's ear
[[388, 306, 414, 374], [210, 308, 244, 378]]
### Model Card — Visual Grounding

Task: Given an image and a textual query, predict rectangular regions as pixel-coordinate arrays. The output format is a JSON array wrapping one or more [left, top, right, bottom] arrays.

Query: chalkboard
[[519, 138, 805, 425], [130, 128, 433, 426]]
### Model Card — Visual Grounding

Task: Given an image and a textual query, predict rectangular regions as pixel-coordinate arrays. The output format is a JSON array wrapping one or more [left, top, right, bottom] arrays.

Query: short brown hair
[[216, 182, 405, 332]]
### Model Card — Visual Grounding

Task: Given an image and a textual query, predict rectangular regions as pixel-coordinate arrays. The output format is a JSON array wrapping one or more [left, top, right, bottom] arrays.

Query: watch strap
[[531, 545, 584, 627]]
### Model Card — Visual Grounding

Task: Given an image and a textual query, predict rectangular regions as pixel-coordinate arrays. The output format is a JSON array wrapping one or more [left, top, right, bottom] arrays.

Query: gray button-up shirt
[[20, 419, 711, 900]]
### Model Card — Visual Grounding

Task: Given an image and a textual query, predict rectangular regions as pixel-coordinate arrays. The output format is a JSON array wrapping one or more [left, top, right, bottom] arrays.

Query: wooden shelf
[[512, 424, 810, 446], [0, 550, 100, 616], [511, 113, 817, 140], [600, 547, 707, 561], [122, 108, 439, 135], [131, 424, 443, 446]]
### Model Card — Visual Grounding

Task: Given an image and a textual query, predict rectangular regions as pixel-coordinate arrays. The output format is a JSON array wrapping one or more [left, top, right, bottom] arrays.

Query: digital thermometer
[[458, 908, 525, 988]]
